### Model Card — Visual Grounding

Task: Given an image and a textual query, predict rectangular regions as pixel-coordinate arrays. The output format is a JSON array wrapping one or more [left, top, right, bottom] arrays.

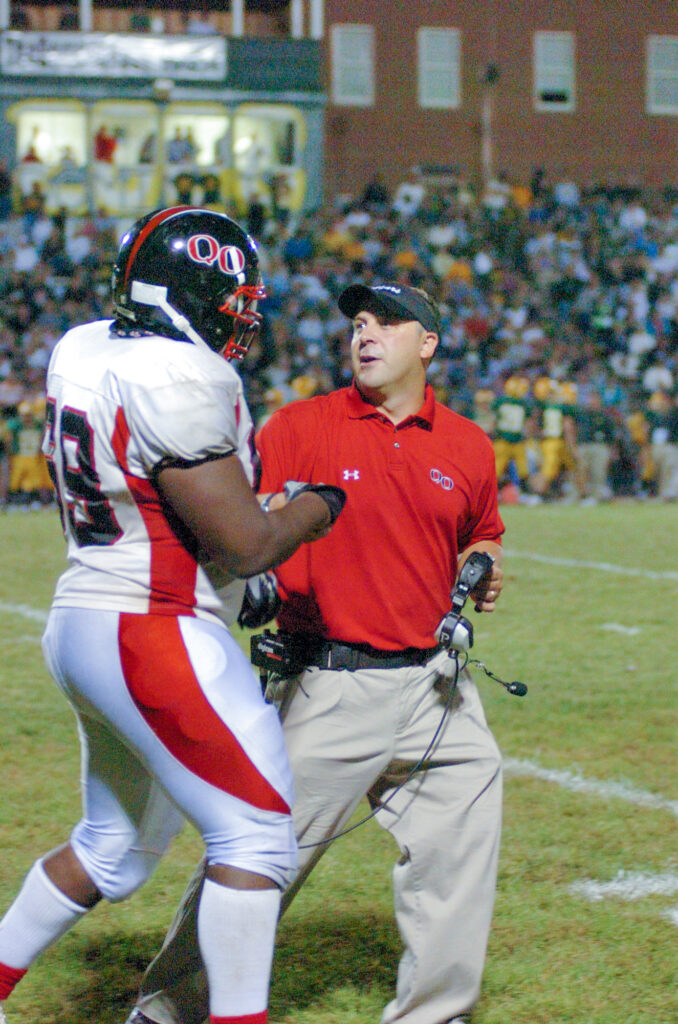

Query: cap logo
[[187, 235, 246, 276], [374, 285, 402, 295]]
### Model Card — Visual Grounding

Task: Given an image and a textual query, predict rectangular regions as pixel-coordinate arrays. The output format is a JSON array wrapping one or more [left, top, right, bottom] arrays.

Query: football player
[[0, 207, 344, 1024], [492, 375, 532, 490], [531, 377, 578, 500], [5, 398, 53, 507]]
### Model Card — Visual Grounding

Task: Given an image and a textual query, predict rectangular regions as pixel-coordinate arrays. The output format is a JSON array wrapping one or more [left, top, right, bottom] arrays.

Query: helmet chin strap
[[130, 281, 213, 353]]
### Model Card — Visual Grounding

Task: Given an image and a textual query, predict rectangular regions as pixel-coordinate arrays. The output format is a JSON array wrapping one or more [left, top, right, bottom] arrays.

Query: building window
[[534, 31, 575, 111], [417, 27, 461, 109], [330, 24, 375, 106], [647, 35, 678, 114]]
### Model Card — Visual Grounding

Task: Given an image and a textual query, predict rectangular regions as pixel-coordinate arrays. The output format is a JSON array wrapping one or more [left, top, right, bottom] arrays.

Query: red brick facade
[[322, 0, 678, 196]]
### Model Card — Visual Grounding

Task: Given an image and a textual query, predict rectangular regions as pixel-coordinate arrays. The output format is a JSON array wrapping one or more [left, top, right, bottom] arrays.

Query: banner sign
[[0, 31, 227, 80]]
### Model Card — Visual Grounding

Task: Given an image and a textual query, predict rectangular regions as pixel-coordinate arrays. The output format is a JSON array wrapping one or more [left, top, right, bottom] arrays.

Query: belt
[[308, 639, 440, 671]]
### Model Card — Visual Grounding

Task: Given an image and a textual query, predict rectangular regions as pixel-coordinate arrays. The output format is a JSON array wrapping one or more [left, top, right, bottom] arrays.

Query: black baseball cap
[[338, 283, 442, 337]]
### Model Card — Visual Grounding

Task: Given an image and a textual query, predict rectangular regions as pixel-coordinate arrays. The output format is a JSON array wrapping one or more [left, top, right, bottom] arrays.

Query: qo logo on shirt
[[187, 235, 246, 276], [430, 467, 454, 491]]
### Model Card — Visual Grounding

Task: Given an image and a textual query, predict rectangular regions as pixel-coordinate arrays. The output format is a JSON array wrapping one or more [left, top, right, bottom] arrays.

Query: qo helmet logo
[[430, 468, 454, 491], [187, 235, 246, 276]]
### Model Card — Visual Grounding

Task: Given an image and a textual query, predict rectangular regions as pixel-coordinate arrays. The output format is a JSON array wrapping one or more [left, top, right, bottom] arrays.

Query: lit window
[[534, 31, 575, 112], [330, 24, 375, 107], [418, 27, 461, 109], [647, 35, 678, 114]]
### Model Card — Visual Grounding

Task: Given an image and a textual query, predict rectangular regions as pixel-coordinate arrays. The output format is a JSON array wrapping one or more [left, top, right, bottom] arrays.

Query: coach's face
[[350, 309, 438, 398]]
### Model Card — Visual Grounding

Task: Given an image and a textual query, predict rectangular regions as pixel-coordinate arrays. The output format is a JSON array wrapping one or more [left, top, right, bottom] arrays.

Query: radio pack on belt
[[250, 629, 309, 681]]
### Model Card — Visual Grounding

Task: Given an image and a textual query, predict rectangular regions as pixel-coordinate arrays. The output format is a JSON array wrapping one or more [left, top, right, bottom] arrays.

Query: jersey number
[[45, 400, 123, 548], [497, 402, 526, 434]]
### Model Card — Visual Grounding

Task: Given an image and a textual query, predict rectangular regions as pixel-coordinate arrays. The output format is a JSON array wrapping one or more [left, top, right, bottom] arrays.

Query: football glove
[[237, 571, 281, 629], [283, 480, 347, 525]]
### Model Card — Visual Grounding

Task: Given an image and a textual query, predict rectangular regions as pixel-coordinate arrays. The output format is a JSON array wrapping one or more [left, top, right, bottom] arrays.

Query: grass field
[[0, 502, 676, 1024]]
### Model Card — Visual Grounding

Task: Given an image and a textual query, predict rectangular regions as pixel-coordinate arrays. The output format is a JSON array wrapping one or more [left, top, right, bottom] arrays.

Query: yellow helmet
[[504, 375, 530, 398], [290, 375, 318, 400], [648, 390, 671, 412], [474, 388, 495, 405], [533, 376, 557, 402], [263, 387, 285, 408], [558, 381, 578, 404]]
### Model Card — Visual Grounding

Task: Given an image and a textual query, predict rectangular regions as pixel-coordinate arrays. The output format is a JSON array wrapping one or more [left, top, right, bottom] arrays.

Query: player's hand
[[258, 486, 344, 542], [258, 491, 286, 512], [471, 562, 504, 612]]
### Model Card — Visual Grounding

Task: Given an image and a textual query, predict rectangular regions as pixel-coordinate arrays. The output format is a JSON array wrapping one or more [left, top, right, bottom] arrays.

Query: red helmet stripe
[[123, 206, 192, 289]]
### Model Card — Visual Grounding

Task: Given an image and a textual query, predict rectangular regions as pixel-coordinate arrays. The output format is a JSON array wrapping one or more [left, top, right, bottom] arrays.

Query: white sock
[[197, 878, 280, 1018], [0, 858, 88, 970]]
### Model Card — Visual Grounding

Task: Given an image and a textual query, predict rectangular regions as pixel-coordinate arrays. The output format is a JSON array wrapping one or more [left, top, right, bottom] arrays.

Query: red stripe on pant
[[118, 613, 290, 814], [0, 962, 27, 999]]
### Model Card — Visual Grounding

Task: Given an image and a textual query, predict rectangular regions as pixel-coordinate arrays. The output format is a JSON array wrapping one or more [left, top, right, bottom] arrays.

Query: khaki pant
[[576, 442, 611, 500], [135, 657, 503, 1024], [651, 442, 678, 500]]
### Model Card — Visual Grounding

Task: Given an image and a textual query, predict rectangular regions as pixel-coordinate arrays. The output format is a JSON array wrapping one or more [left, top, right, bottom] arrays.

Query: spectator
[[0, 161, 13, 220], [0, 175, 677, 502], [93, 126, 117, 164]]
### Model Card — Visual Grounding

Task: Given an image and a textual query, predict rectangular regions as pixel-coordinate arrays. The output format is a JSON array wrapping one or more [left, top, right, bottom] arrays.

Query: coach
[[127, 282, 506, 1024]]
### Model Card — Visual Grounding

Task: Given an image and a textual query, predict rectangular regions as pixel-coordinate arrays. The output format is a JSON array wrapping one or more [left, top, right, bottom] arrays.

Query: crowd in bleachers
[[2, 167, 678, 508]]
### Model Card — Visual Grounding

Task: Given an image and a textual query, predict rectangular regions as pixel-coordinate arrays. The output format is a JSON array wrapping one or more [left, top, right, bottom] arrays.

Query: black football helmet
[[111, 206, 266, 360]]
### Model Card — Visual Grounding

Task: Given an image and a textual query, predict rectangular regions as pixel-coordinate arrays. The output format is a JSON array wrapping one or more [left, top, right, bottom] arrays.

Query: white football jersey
[[43, 319, 255, 622]]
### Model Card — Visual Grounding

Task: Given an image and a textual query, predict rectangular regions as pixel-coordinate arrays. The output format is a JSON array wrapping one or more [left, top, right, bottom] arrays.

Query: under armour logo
[[343, 469, 360, 480]]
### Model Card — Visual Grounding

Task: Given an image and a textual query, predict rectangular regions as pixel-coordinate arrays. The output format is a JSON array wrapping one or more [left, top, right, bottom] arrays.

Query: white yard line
[[505, 759, 678, 926], [570, 872, 678, 929], [503, 757, 678, 819], [3, 595, 677, 927], [600, 622, 641, 636], [4, 600, 678, 822], [569, 871, 678, 902], [663, 907, 678, 927], [0, 601, 48, 624], [503, 549, 678, 582]]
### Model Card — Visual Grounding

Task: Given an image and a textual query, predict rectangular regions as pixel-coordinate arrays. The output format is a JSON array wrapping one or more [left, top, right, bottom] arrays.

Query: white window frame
[[417, 27, 461, 110], [330, 23, 375, 107], [533, 31, 575, 112], [647, 35, 678, 115]]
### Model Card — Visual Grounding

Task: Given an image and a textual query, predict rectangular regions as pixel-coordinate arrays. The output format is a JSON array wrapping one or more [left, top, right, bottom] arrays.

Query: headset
[[436, 551, 528, 695], [436, 550, 495, 654], [296, 550, 526, 849]]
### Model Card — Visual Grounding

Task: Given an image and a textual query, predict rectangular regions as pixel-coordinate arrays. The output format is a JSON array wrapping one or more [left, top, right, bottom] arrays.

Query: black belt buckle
[[316, 641, 438, 671], [327, 644, 360, 670]]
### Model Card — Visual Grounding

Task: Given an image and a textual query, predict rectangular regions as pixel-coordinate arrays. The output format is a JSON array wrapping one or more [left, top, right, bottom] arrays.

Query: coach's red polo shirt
[[256, 383, 504, 650]]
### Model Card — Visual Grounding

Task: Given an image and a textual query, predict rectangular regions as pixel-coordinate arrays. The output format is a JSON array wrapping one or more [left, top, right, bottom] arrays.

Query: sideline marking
[[503, 757, 678, 819], [3, 607, 677, 818], [570, 870, 678, 902], [0, 601, 48, 624], [570, 872, 678, 928], [600, 622, 641, 636], [664, 907, 678, 927], [503, 549, 678, 582]]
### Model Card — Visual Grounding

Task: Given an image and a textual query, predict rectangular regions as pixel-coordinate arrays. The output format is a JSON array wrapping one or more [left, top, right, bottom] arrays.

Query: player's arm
[[157, 453, 334, 578], [457, 541, 503, 612]]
